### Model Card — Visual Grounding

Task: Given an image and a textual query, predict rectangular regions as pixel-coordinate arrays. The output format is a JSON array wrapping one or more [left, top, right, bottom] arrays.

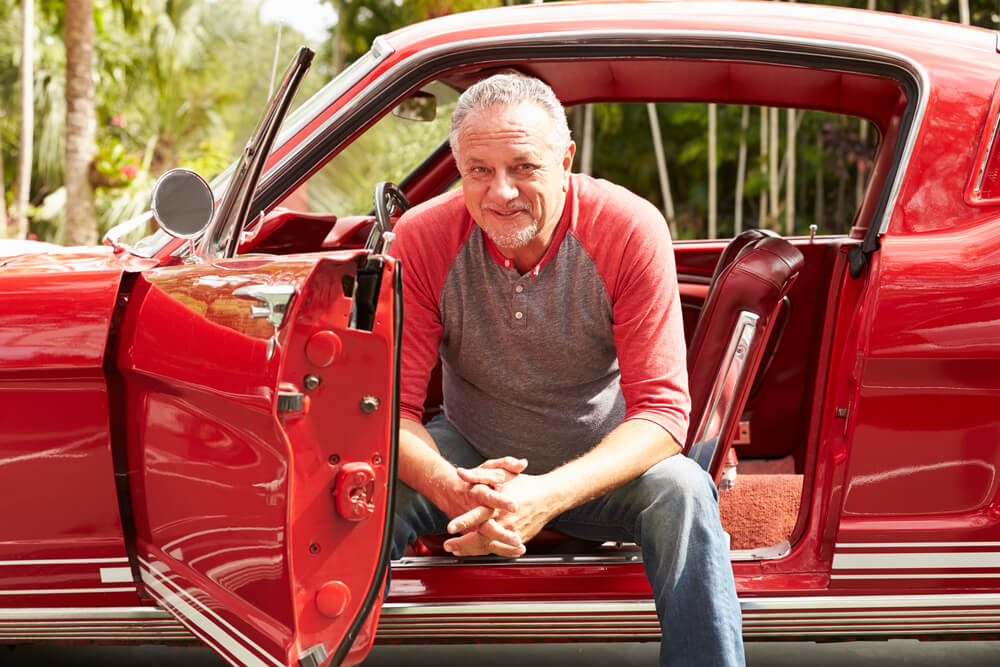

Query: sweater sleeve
[[388, 191, 470, 424], [574, 177, 691, 446]]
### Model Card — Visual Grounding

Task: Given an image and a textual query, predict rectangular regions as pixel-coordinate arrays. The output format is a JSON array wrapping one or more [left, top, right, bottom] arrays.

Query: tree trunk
[[785, 108, 796, 236], [814, 128, 824, 231], [580, 104, 594, 176], [708, 103, 717, 239], [734, 106, 749, 235], [856, 121, 869, 210], [13, 0, 34, 240], [0, 134, 6, 232], [646, 103, 676, 237], [332, 0, 345, 73], [769, 106, 780, 230], [759, 107, 768, 227], [958, 0, 970, 25], [834, 165, 847, 228], [64, 0, 98, 246]]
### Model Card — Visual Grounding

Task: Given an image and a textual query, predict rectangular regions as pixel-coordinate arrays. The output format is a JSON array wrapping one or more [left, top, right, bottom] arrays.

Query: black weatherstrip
[[102, 272, 145, 596], [330, 261, 402, 666]]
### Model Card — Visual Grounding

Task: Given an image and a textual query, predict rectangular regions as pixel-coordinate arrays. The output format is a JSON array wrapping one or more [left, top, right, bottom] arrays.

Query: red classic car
[[4, 1, 1000, 665]]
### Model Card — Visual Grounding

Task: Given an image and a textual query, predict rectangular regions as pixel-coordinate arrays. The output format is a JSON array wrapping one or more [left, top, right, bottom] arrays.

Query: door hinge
[[298, 643, 328, 667]]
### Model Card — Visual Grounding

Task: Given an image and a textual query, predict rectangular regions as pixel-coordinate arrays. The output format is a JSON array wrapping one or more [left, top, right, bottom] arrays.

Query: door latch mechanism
[[334, 462, 376, 521]]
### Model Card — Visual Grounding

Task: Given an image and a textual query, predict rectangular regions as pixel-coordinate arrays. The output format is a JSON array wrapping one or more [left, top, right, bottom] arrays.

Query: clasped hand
[[441, 457, 554, 558]]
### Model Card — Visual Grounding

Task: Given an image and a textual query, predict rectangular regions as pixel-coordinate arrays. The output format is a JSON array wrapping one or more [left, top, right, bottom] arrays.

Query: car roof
[[383, 0, 997, 77]]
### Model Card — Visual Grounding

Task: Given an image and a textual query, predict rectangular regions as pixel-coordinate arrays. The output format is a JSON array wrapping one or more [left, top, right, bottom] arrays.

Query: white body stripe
[[138, 558, 284, 667], [99, 567, 134, 584], [0, 557, 129, 566], [832, 543, 1000, 580], [0, 587, 135, 595], [833, 551, 1000, 569], [836, 542, 1000, 549]]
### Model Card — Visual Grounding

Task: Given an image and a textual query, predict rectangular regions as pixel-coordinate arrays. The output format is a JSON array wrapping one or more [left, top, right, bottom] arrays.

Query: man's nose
[[489, 171, 519, 202]]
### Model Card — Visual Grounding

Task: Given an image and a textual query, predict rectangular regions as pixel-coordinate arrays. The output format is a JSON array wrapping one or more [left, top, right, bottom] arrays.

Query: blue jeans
[[390, 417, 745, 667]]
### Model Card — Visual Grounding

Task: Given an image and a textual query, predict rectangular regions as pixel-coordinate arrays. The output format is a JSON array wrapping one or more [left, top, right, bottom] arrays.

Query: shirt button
[[515, 285, 524, 293], [514, 311, 524, 320]]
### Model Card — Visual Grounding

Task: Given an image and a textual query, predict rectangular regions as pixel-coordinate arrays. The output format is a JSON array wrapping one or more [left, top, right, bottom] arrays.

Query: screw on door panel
[[304, 374, 322, 391], [360, 396, 380, 413]]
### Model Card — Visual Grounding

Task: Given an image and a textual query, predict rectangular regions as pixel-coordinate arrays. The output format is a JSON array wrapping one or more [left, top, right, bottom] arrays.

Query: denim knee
[[634, 455, 722, 539]]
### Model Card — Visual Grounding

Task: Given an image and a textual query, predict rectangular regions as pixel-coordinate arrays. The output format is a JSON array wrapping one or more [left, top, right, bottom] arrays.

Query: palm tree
[[12, 0, 33, 240], [64, 0, 97, 245]]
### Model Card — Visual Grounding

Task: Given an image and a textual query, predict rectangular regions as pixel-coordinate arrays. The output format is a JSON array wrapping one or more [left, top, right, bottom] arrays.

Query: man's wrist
[[422, 461, 463, 517], [535, 470, 575, 517]]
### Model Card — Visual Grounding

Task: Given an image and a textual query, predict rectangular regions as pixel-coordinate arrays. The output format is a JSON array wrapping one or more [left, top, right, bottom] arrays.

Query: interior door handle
[[233, 284, 297, 328]]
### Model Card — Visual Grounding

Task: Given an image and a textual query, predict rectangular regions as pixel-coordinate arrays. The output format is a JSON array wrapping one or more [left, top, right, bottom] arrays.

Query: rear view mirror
[[151, 168, 215, 239], [393, 91, 436, 122]]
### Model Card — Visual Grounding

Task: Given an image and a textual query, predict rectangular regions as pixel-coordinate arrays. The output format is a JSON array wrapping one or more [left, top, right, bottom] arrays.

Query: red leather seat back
[[684, 232, 804, 483]]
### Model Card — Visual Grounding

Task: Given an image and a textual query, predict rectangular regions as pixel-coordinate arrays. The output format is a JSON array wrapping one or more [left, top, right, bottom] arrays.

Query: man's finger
[[486, 539, 526, 558], [456, 466, 506, 487], [479, 457, 528, 474], [447, 505, 493, 535], [443, 533, 490, 557], [476, 518, 523, 548], [443, 533, 526, 559], [468, 484, 518, 513]]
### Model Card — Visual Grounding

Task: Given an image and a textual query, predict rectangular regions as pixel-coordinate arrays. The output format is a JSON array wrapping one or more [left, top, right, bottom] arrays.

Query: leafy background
[[0, 0, 992, 244]]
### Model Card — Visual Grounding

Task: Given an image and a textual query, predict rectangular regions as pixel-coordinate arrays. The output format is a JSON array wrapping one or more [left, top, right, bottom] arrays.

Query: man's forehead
[[458, 102, 551, 134], [456, 104, 553, 155]]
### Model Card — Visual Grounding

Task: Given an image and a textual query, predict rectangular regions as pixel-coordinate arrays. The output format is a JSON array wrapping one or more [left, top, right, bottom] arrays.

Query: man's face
[[455, 102, 575, 251]]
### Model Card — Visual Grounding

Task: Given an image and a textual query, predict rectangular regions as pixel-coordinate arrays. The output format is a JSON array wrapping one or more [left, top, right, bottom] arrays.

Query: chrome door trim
[[688, 310, 759, 471]]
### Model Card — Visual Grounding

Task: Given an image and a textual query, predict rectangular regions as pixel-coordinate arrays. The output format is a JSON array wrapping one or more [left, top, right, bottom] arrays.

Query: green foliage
[[295, 82, 458, 215], [0, 0, 986, 242], [2, 0, 323, 240]]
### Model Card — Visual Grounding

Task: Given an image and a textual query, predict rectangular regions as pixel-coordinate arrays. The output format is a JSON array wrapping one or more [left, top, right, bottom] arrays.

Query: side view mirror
[[393, 91, 436, 122], [151, 168, 216, 239]]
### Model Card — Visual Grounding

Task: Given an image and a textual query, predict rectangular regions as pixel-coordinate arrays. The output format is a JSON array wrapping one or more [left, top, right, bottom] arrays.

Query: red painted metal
[[7, 2, 1000, 661], [0, 249, 138, 609], [114, 252, 396, 664]]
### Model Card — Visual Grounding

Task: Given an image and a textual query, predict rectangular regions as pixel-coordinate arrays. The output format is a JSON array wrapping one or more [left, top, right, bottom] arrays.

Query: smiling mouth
[[488, 208, 529, 219]]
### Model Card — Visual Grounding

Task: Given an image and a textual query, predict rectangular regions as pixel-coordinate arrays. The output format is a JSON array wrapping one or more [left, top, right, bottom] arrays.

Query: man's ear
[[562, 141, 577, 190]]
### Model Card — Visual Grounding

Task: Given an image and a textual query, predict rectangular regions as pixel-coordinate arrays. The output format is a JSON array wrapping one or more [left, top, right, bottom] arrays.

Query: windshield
[[275, 80, 458, 216], [125, 38, 394, 259]]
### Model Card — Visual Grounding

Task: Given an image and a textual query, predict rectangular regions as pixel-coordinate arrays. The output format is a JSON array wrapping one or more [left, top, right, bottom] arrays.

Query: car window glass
[[567, 103, 878, 240], [279, 81, 460, 216]]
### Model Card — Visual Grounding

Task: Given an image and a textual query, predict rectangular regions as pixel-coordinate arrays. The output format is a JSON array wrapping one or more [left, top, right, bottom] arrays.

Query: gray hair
[[449, 73, 572, 159]]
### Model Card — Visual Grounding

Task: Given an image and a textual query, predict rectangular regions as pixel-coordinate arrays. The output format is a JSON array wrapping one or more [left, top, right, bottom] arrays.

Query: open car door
[[115, 249, 399, 667]]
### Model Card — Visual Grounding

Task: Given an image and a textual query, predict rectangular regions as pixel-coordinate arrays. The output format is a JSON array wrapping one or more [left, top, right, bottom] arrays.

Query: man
[[388, 73, 743, 666]]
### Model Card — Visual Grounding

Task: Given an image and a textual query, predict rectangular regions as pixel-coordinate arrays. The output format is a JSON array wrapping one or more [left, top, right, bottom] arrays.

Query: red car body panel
[[116, 252, 398, 665], [6, 1, 1000, 663], [0, 251, 139, 608]]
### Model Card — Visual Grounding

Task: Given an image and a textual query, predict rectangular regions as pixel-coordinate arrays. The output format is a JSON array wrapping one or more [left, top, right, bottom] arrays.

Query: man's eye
[[515, 164, 537, 173]]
